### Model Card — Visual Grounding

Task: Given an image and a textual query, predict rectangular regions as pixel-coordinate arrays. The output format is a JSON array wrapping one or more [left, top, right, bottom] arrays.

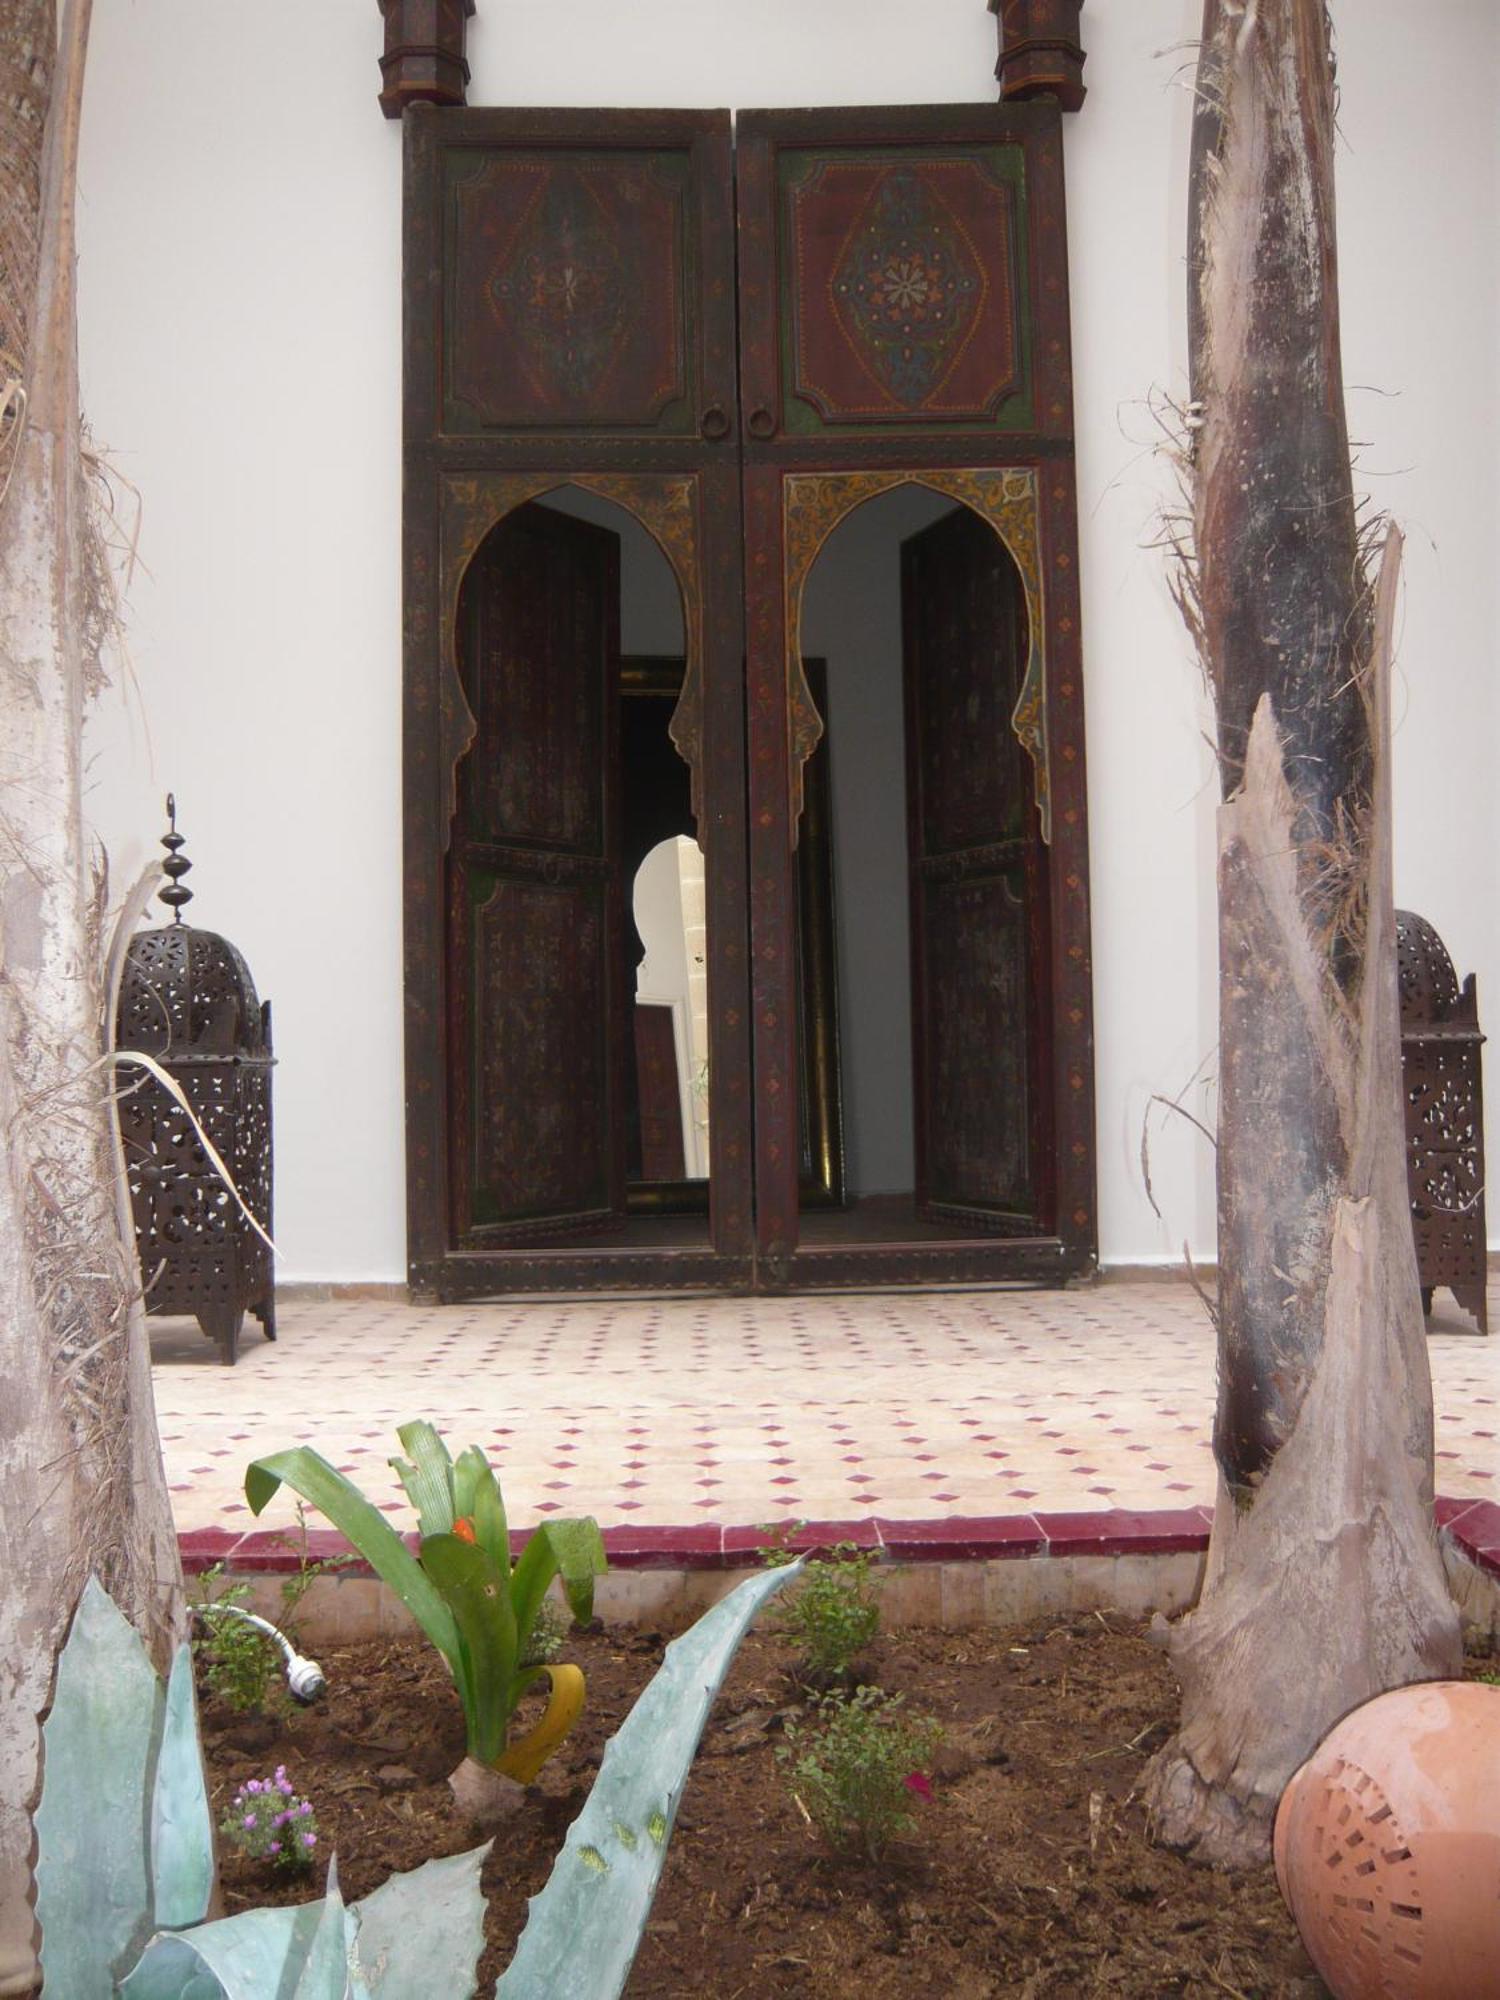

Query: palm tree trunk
[[0, 3, 183, 1986], [1140, 0, 1462, 1869]]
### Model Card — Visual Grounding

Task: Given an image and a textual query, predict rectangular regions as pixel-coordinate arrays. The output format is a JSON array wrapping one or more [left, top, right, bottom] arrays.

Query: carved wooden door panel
[[446, 502, 625, 1241], [404, 109, 756, 1296], [404, 103, 1095, 1294], [902, 504, 1053, 1230], [735, 104, 1092, 1281]]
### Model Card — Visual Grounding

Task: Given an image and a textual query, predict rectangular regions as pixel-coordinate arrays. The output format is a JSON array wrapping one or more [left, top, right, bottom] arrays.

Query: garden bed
[[198, 1610, 1343, 1996]]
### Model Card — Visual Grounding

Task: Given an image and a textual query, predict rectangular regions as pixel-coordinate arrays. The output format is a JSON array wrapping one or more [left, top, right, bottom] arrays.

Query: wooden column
[[989, 0, 1086, 112], [378, 0, 476, 119]]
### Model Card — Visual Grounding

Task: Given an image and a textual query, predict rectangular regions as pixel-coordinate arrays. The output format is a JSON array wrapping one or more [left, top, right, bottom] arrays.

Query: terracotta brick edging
[[179, 1505, 1221, 1579], [181, 1498, 1500, 1578], [181, 1498, 1500, 1644]]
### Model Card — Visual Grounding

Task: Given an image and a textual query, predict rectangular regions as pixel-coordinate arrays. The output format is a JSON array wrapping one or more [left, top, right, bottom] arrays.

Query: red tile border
[[1033, 1507, 1210, 1558], [599, 1524, 725, 1570], [722, 1519, 884, 1567], [173, 1496, 1500, 1584], [177, 1528, 241, 1576], [876, 1515, 1045, 1561]]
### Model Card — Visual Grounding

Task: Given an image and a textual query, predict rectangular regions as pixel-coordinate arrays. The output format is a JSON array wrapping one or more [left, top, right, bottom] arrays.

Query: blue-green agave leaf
[[36, 1576, 165, 1997], [496, 1561, 800, 1999], [246, 1447, 460, 1668], [391, 1420, 456, 1537], [123, 1846, 493, 2000], [150, 1642, 214, 1929], [292, 1858, 354, 2000], [351, 1842, 492, 1997], [121, 1869, 361, 2000]]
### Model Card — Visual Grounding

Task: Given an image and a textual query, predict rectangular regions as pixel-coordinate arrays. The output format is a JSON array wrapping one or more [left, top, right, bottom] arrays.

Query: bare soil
[[200, 1610, 1333, 1997]]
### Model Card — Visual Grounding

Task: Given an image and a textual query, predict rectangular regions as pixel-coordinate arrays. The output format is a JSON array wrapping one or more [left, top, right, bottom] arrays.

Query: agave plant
[[40, 1560, 800, 1998], [246, 1422, 606, 1793]]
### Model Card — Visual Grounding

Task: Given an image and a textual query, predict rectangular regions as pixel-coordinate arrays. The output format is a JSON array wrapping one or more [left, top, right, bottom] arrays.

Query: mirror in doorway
[[622, 656, 844, 1212], [632, 835, 710, 1181]]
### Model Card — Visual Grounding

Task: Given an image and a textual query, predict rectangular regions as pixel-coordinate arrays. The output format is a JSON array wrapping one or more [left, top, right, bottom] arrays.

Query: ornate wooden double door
[[402, 104, 1095, 1298]]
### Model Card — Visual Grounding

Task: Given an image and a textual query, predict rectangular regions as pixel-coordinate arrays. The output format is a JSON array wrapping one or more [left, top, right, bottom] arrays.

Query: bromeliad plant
[[245, 1422, 607, 1802]]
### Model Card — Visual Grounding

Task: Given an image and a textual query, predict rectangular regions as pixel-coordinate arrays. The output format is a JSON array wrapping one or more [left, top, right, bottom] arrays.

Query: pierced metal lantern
[[116, 799, 276, 1365], [1396, 911, 1487, 1335]]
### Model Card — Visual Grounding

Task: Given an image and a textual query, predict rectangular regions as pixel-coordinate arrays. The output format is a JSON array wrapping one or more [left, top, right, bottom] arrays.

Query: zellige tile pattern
[[149, 1278, 1499, 1552]]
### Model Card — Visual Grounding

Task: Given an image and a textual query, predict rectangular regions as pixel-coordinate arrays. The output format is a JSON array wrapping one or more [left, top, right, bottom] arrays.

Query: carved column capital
[[377, 0, 476, 120], [988, 0, 1086, 112]]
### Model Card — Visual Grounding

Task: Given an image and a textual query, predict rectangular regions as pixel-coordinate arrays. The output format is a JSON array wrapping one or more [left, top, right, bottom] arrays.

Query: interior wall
[[77, 0, 1500, 1279], [800, 486, 957, 1196]]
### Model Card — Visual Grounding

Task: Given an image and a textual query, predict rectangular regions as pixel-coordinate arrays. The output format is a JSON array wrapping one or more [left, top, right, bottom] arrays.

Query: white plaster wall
[[77, 0, 1499, 1279]]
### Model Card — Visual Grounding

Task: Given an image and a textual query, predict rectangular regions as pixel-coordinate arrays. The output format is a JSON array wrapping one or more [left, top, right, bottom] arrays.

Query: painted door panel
[[902, 503, 1053, 1230], [446, 502, 625, 1240]]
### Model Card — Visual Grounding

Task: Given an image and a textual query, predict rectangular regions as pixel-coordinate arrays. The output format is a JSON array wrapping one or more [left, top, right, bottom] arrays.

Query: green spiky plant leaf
[[496, 1559, 801, 1999], [150, 1644, 216, 1929], [35, 1578, 213, 1996]]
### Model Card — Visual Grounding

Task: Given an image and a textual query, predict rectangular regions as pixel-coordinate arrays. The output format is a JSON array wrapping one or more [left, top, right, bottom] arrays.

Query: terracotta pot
[[1273, 1680, 1500, 1999]]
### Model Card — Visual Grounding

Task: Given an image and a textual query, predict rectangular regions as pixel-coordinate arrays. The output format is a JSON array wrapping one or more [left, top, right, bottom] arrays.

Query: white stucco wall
[[77, 0, 1499, 1280]]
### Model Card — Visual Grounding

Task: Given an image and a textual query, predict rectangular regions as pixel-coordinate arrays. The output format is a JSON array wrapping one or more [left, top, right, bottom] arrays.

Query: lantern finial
[[160, 793, 193, 922]]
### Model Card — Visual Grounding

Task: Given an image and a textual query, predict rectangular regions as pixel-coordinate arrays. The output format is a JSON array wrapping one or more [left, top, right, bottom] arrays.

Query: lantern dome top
[[115, 799, 267, 1058], [1395, 909, 1459, 1026]]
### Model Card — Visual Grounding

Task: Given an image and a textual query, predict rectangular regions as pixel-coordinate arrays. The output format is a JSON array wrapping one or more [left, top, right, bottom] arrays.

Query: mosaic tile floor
[[149, 1277, 1498, 1552]]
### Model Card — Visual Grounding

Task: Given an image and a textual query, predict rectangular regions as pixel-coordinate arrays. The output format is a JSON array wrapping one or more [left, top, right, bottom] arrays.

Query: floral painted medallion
[[832, 169, 984, 409], [447, 152, 688, 431], [487, 168, 627, 400], [784, 152, 1025, 429]]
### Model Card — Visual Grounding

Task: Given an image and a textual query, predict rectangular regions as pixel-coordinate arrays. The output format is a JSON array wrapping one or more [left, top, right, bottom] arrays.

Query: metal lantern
[[115, 798, 276, 1364], [1396, 911, 1487, 1335]]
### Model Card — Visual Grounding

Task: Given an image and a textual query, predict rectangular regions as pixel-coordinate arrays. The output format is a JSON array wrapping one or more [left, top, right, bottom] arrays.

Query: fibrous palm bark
[[1141, 0, 1463, 1868], [0, 2, 183, 1988]]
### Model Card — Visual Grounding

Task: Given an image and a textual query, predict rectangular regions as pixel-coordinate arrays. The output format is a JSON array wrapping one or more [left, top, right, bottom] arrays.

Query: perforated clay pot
[[1273, 1680, 1500, 1999]]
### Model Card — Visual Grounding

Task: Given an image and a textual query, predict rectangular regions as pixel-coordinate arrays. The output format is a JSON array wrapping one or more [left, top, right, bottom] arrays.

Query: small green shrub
[[778, 1685, 942, 1862], [191, 1566, 278, 1715], [275, 1498, 357, 1641], [770, 1541, 882, 1682]]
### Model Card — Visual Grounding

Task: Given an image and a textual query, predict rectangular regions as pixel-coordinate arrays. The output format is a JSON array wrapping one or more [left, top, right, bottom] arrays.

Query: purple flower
[[269, 1841, 281, 1855], [303, 1833, 317, 1848], [242, 1814, 256, 1828], [903, 1771, 933, 1801]]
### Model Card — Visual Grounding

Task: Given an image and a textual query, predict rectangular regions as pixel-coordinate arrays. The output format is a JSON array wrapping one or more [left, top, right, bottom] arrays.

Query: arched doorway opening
[[786, 480, 1054, 1250], [447, 483, 724, 1250]]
